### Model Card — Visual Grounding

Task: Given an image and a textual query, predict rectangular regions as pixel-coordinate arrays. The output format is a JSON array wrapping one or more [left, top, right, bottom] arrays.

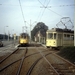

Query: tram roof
[[47, 28, 74, 33], [20, 33, 29, 36]]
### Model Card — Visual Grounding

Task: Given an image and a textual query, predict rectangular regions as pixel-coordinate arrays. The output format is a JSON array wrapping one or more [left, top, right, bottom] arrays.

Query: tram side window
[[67, 34, 70, 40], [64, 34, 66, 40], [48, 33, 53, 39], [64, 34, 70, 40], [70, 35, 74, 40]]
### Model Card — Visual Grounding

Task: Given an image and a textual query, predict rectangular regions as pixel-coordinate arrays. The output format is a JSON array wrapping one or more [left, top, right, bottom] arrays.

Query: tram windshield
[[48, 33, 53, 39], [21, 34, 27, 38], [48, 33, 56, 39]]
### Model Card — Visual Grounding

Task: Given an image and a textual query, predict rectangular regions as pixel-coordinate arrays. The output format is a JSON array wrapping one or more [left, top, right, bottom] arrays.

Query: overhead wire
[[40, 0, 51, 20], [47, 8, 63, 17], [40, 4, 75, 8], [38, 0, 63, 17], [37, 0, 74, 29], [18, 0, 26, 27], [37, 0, 46, 21], [37, 6, 44, 22], [37, 0, 51, 21], [0, 3, 74, 7]]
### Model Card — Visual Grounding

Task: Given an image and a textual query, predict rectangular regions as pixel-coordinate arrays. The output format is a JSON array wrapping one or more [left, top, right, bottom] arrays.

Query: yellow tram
[[19, 33, 29, 45], [46, 28, 74, 48]]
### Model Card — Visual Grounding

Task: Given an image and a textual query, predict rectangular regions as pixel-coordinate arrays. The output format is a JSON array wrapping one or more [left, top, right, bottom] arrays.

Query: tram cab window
[[48, 33, 53, 39]]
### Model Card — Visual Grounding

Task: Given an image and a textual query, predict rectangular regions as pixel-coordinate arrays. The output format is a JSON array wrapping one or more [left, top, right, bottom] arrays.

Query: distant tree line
[[0, 34, 11, 40], [0, 34, 19, 40]]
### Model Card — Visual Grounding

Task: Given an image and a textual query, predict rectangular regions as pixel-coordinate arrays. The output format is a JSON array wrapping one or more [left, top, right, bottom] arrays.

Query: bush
[[58, 46, 75, 63]]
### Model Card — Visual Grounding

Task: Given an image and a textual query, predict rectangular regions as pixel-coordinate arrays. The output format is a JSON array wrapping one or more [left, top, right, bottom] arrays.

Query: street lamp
[[11, 29, 14, 40], [5, 26, 9, 41], [4, 26, 8, 40]]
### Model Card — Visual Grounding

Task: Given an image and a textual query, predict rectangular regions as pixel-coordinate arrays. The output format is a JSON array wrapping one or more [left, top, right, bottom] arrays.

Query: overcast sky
[[0, 0, 74, 36]]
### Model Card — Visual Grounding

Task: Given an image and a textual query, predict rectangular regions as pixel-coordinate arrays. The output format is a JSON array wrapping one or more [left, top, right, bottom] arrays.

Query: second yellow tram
[[19, 33, 29, 45]]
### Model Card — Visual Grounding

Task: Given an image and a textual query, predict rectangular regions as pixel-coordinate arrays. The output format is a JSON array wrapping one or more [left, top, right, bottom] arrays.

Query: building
[[34, 30, 46, 44]]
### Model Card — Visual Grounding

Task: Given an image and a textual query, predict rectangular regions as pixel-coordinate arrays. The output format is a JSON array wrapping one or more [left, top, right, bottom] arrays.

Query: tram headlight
[[53, 41, 56, 45]]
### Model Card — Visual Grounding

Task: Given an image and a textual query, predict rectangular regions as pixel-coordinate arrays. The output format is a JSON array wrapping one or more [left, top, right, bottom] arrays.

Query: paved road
[[0, 40, 18, 56], [2, 40, 18, 46]]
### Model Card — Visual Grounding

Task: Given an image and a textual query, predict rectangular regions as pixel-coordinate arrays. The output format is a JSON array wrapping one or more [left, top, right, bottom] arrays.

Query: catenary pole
[[74, 0, 75, 46]]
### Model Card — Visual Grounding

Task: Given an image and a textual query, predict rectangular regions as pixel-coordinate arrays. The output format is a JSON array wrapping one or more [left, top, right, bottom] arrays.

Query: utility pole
[[74, 0, 75, 46], [8, 30, 9, 41], [11, 29, 14, 40], [3, 26, 5, 41], [22, 26, 24, 33], [39, 31, 40, 43], [25, 20, 37, 43], [74, 22, 75, 46], [30, 20, 31, 43]]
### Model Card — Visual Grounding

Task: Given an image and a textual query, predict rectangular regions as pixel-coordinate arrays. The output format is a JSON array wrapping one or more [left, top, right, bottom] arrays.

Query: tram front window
[[21, 35, 26, 38], [48, 33, 53, 39]]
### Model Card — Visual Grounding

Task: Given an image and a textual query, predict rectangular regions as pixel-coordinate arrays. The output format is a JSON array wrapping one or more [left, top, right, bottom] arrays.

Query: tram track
[[52, 53, 75, 74], [0, 46, 74, 75], [20, 48, 53, 75], [0, 47, 27, 69], [0, 47, 28, 74], [0, 48, 19, 63], [0, 47, 54, 75], [26, 52, 52, 75], [16, 47, 28, 75], [35, 47, 75, 75], [35, 47, 60, 75]]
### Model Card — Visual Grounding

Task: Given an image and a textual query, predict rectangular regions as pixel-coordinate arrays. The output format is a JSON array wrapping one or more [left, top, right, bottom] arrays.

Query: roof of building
[[35, 29, 46, 37]]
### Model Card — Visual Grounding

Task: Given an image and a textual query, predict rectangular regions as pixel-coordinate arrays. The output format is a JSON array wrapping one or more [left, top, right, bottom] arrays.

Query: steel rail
[[26, 57, 42, 75], [36, 48, 60, 75], [53, 53, 75, 67], [0, 59, 21, 72], [26, 53, 52, 75], [0, 48, 19, 64], [0, 49, 53, 72], [16, 47, 28, 75]]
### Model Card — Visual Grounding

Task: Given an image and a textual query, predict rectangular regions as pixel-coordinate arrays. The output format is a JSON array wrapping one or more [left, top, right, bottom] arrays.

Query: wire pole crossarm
[[38, 0, 62, 17], [40, 4, 75, 8]]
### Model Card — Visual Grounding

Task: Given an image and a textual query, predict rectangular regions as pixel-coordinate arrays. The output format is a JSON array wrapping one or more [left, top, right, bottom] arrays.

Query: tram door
[[57, 34, 62, 46]]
